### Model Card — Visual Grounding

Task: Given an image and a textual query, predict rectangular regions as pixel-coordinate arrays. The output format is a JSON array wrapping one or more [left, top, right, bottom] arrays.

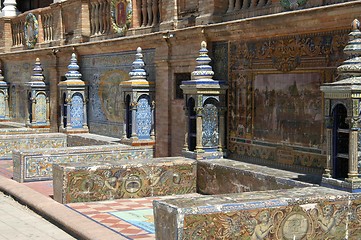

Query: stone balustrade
[[0, 0, 357, 52], [41, 8, 54, 42], [89, 0, 111, 36], [10, 15, 24, 47]]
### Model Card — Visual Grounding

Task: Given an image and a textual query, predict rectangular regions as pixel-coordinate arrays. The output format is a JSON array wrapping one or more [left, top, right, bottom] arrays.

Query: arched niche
[[202, 97, 219, 149], [70, 93, 84, 129], [136, 94, 152, 140], [188, 97, 196, 151], [332, 103, 349, 179]]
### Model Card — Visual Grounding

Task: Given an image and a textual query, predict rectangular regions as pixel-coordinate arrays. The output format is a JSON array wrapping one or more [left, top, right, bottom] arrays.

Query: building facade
[[0, 0, 359, 175]]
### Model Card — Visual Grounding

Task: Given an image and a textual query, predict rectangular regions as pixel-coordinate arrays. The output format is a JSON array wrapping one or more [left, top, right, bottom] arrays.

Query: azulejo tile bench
[[13, 144, 153, 182], [0, 133, 67, 160], [153, 187, 361, 240], [197, 159, 315, 194], [53, 157, 197, 203]]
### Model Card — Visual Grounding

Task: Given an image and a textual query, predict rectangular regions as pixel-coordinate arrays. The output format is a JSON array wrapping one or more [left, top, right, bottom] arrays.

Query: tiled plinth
[[153, 187, 361, 240], [53, 157, 196, 203], [13, 144, 153, 182]]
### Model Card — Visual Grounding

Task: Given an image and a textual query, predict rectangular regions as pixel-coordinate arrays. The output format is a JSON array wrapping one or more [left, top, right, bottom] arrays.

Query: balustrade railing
[[41, 9, 54, 42], [138, 0, 160, 27], [89, 0, 111, 36], [0, 0, 357, 53], [11, 16, 25, 47], [227, 0, 270, 13]]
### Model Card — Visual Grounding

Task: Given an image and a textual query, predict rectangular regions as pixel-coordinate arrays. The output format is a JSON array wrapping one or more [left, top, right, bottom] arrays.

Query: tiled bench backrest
[[197, 159, 315, 194], [0, 133, 66, 160], [13, 144, 153, 182], [53, 157, 196, 203]]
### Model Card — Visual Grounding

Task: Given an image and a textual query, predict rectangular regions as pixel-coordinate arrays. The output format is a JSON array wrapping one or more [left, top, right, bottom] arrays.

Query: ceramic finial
[[31, 58, 45, 82], [129, 47, 147, 80], [65, 53, 82, 81], [192, 41, 214, 80]]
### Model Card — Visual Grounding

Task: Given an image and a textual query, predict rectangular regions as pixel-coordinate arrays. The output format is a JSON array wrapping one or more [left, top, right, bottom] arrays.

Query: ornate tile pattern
[[70, 93, 84, 128], [53, 157, 197, 203], [136, 96, 152, 140], [35, 93, 46, 123], [13, 145, 153, 182]]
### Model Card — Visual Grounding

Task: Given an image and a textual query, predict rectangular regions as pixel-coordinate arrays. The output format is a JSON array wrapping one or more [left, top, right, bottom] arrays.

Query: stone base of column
[[182, 149, 223, 160], [322, 176, 361, 193], [59, 126, 89, 134], [121, 137, 155, 146]]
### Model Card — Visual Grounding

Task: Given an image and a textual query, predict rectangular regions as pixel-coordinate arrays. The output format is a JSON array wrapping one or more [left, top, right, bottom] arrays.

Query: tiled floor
[[67, 198, 159, 239], [0, 159, 199, 240]]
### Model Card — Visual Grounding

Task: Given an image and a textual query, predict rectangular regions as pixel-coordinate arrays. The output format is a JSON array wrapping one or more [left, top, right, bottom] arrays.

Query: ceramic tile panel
[[153, 187, 357, 240], [0, 133, 66, 160], [13, 144, 153, 182], [53, 157, 196, 203]]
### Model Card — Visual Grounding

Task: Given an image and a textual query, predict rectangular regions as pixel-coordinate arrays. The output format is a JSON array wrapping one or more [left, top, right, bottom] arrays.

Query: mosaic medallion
[[24, 13, 39, 49], [111, 0, 132, 36]]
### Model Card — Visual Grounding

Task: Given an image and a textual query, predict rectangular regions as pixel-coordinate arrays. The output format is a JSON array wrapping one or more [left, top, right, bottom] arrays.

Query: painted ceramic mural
[[81, 51, 155, 137], [253, 73, 322, 147]]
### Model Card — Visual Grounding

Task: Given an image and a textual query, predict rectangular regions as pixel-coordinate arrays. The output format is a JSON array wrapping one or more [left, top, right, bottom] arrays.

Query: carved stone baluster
[[43, 15, 48, 41], [257, 0, 266, 7], [227, 0, 235, 13], [98, 0, 104, 34], [141, 0, 147, 27], [90, 2, 96, 35], [152, 0, 159, 25], [94, 2, 100, 34], [49, 15, 53, 40], [235, 0, 241, 10], [251, 0, 258, 8], [136, 0, 142, 27], [104, 1, 110, 34], [147, 0, 153, 26], [241, 0, 249, 9]]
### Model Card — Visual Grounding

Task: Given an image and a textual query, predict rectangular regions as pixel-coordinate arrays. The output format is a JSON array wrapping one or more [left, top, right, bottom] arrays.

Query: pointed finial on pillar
[[31, 58, 45, 83], [337, 19, 361, 79], [192, 41, 214, 81], [129, 47, 147, 81], [352, 19, 360, 31], [65, 53, 82, 81]]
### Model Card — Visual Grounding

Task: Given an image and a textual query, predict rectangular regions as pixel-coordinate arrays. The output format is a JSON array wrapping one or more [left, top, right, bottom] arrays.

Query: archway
[[188, 98, 196, 151], [332, 104, 349, 179]]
